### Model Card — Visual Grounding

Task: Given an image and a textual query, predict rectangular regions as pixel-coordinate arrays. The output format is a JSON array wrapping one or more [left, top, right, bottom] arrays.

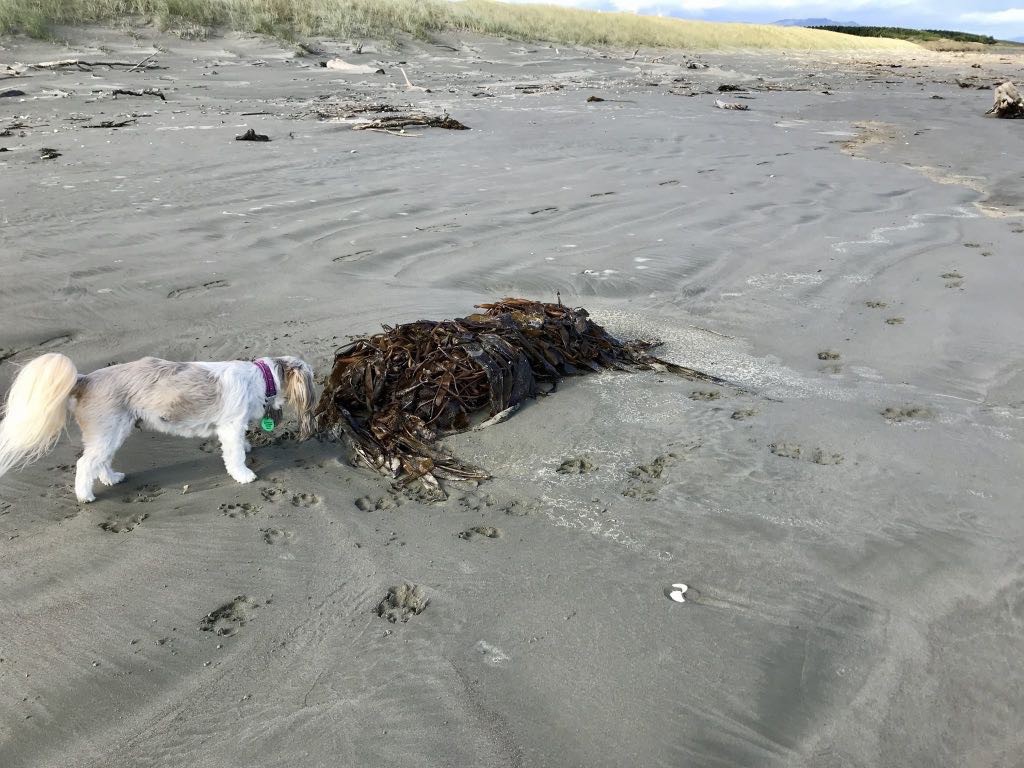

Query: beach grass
[[0, 0, 920, 51]]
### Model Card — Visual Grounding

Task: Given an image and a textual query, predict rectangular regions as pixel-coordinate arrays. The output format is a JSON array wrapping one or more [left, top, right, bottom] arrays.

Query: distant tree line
[[812, 26, 997, 44]]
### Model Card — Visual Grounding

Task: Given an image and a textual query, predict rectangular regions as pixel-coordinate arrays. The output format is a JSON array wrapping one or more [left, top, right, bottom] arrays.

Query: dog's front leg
[[218, 425, 257, 484]]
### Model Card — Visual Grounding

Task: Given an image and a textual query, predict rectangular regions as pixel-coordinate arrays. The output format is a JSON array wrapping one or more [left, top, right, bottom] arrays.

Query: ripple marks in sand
[[831, 205, 977, 254], [167, 280, 229, 299]]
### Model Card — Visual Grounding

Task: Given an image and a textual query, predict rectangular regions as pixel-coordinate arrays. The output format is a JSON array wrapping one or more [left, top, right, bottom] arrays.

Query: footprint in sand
[[556, 457, 595, 474], [769, 443, 844, 465], [770, 442, 802, 459], [623, 451, 683, 501], [941, 271, 964, 288], [122, 484, 163, 503], [291, 492, 320, 507], [885, 317, 904, 325], [503, 499, 534, 517], [809, 448, 845, 465], [731, 408, 758, 420], [458, 526, 502, 540], [260, 486, 288, 502], [99, 512, 148, 533], [167, 280, 229, 299], [199, 596, 259, 637], [355, 493, 402, 512], [882, 406, 933, 422], [376, 583, 428, 623], [864, 300, 888, 309], [457, 490, 497, 512], [219, 502, 260, 518], [817, 350, 840, 361], [689, 390, 722, 401], [198, 440, 218, 454], [260, 527, 293, 545]]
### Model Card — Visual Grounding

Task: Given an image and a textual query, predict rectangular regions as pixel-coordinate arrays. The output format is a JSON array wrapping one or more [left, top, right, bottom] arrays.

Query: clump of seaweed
[[315, 298, 727, 490]]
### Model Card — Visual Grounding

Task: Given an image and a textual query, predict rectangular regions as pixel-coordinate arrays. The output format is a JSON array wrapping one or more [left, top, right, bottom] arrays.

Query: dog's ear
[[279, 358, 316, 440]]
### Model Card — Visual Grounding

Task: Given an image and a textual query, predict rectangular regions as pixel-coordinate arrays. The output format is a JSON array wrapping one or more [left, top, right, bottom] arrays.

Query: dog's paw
[[77, 493, 96, 504], [100, 471, 126, 486], [230, 469, 258, 484]]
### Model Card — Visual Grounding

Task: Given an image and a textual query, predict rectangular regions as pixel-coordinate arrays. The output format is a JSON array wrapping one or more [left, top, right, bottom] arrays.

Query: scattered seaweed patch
[[315, 298, 727, 489]]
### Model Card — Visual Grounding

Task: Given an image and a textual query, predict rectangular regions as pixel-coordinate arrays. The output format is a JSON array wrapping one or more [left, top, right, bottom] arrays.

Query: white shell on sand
[[669, 590, 687, 603]]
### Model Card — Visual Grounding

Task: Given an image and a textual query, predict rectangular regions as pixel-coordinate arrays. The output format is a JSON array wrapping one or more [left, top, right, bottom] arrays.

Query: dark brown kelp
[[315, 298, 728, 488]]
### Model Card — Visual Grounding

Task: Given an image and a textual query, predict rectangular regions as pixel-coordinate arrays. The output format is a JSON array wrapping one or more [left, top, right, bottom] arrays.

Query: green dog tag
[[260, 417, 275, 432]]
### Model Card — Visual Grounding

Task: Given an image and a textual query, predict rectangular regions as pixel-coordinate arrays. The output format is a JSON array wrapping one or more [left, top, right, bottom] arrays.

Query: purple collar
[[254, 359, 277, 398]]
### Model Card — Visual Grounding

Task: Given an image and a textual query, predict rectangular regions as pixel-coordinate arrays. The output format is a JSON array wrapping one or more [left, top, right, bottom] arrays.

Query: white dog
[[0, 353, 315, 502]]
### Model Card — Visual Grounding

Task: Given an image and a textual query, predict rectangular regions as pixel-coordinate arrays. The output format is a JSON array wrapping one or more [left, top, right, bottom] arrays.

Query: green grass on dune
[[0, 0, 920, 51]]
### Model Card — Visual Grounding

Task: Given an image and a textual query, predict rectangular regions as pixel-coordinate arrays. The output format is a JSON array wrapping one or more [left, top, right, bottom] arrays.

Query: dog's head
[[273, 356, 316, 440]]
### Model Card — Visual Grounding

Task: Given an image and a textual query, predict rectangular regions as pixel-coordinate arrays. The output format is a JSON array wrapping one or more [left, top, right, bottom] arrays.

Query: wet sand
[[2, 27, 1024, 767]]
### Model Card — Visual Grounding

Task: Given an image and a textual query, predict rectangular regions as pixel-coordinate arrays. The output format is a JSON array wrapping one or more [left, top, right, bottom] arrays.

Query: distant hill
[[774, 18, 860, 28], [813, 26, 996, 44]]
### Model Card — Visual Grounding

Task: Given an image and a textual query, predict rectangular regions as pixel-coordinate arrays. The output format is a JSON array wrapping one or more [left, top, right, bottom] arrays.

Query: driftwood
[[112, 88, 165, 101], [987, 81, 1024, 118], [399, 67, 429, 92], [314, 298, 730, 489], [27, 58, 163, 72], [351, 113, 469, 132], [83, 117, 136, 128], [292, 102, 405, 120], [324, 58, 381, 74]]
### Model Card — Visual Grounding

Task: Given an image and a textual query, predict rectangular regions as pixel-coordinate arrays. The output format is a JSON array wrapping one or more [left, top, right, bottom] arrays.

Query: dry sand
[[2, 27, 1024, 768]]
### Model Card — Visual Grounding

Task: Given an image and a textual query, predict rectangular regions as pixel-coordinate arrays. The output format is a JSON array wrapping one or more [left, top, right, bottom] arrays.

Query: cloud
[[491, 0, 1024, 36], [501, 0, 920, 11], [960, 7, 1024, 24]]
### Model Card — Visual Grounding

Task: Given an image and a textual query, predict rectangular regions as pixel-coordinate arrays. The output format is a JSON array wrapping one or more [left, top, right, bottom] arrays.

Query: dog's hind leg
[[97, 422, 132, 488], [218, 423, 256, 484], [75, 415, 132, 502]]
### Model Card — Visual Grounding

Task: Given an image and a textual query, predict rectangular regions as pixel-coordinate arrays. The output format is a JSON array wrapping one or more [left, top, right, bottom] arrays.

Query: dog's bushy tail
[[0, 353, 77, 478]]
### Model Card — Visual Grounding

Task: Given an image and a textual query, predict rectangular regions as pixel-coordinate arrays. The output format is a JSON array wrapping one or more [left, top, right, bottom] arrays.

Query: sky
[[498, 0, 1024, 39]]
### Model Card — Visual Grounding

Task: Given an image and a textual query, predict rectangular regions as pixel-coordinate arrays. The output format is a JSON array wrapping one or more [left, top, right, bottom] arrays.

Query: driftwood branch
[[352, 113, 469, 132], [83, 117, 137, 128], [361, 127, 420, 137], [127, 53, 157, 72], [112, 88, 166, 101], [399, 67, 429, 92], [28, 59, 164, 71]]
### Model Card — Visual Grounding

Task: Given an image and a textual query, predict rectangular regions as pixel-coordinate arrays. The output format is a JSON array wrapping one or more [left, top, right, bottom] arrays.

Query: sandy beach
[[2, 26, 1024, 767]]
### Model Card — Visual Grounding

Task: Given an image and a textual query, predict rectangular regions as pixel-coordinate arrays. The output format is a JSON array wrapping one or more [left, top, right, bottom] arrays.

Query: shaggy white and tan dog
[[0, 353, 315, 502]]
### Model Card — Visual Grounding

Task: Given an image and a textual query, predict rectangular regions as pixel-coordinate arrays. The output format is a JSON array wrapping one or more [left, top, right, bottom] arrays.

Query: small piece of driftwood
[[112, 88, 165, 101]]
